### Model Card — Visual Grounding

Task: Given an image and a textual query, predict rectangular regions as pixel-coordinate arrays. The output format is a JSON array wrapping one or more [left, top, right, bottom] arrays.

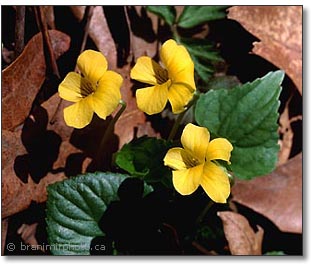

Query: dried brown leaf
[[40, 90, 92, 173], [43, 93, 73, 141], [228, 6, 302, 94], [232, 153, 302, 233], [2, 30, 70, 131], [126, 6, 158, 60], [2, 93, 94, 219], [218, 211, 264, 255], [1, 130, 66, 218], [70, 6, 117, 69]]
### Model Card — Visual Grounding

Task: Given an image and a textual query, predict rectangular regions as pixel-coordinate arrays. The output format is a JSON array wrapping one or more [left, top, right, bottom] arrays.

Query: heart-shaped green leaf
[[46, 172, 153, 255], [195, 71, 284, 179]]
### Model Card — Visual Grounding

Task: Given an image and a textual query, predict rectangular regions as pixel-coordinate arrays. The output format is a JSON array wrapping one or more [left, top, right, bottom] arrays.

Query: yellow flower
[[130, 39, 196, 115], [164, 123, 233, 203], [58, 50, 123, 129]]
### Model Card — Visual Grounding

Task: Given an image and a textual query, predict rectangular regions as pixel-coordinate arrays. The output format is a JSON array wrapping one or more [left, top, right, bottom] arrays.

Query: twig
[[34, 6, 60, 78], [79, 6, 94, 54], [34, 6, 62, 124], [14, 6, 25, 58]]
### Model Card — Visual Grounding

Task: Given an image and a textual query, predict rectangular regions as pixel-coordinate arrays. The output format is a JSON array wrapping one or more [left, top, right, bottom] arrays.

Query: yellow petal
[[136, 81, 169, 115], [168, 83, 194, 114], [164, 147, 188, 170], [63, 97, 94, 129], [181, 123, 210, 162], [200, 162, 230, 203], [172, 164, 204, 195], [131, 57, 168, 85], [206, 138, 233, 164], [172, 63, 196, 92], [160, 39, 196, 90], [92, 71, 123, 119], [58, 72, 88, 102], [77, 50, 108, 84]]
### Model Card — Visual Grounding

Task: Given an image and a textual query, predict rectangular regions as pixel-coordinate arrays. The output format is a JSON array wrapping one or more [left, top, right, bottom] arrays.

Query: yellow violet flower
[[130, 39, 196, 115], [164, 123, 233, 203], [58, 50, 123, 129]]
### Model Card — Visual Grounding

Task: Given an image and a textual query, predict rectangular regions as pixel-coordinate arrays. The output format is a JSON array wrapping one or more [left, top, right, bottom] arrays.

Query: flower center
[[155, 67, 169, 85], [182, 150, 202, 168], [80, 78, 96, 97]]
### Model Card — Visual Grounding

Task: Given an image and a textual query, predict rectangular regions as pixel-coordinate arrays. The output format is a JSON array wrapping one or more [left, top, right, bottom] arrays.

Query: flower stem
[[167, 111, 185, 141], [96, 100, 126, 166], [196, 200, 214, 225], [167, 92, 200, 141]]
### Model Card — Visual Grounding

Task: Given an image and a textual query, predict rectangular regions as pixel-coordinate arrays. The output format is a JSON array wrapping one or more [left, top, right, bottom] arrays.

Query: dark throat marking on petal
[[182, 150, 201, 168], [155, 68, 169, 85], [80, 79, 95, 97], [186, 156, 201, 168]]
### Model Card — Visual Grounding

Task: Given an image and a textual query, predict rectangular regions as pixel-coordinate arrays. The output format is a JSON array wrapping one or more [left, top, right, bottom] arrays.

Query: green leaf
[[146, 6, 176, 26], [114, 136, 172, 186], [180, 37, 223, 82], [46, 172, 153, 255], [178, 6, 228, 28], [195, 71, 284, 179]]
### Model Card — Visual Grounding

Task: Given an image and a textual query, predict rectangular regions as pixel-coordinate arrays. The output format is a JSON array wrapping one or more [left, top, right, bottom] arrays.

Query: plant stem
[[196, 200, 214, 225], [167, 111, 186, 141], [167, 92, 200, 141], [96, 100, 126, 165]]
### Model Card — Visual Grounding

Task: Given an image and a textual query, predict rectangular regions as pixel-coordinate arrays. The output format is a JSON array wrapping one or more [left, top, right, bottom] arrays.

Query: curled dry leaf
[[70, 6, 117, 69], [228, 6, 302, 94], [232, 153, 302, 233], [218, 211, 264, 255], [2, 30, 70, 131], [1, 130, 66, 219]]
